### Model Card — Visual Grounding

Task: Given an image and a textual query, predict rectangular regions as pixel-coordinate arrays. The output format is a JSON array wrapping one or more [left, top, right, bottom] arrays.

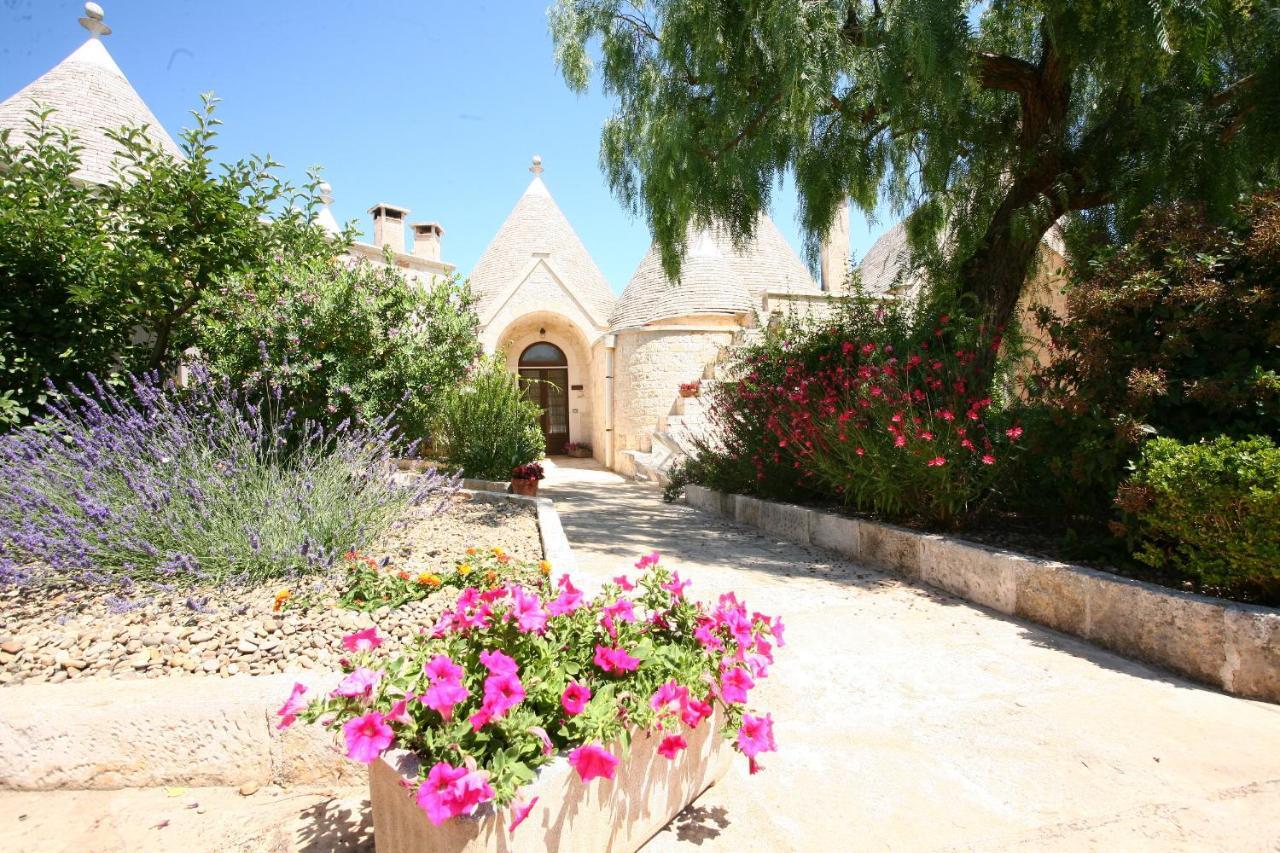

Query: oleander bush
[[0, 370, 458, 589], [433, 356, 544, 481], [192, 257, 480, 445], [1117, 436, 1280, 603]]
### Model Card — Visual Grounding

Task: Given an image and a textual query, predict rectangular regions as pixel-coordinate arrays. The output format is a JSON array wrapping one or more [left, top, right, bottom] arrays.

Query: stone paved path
[[541, 458, 1280, 851]]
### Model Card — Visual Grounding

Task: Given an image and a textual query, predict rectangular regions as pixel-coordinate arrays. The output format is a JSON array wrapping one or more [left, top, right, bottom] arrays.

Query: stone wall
[[611, 325, 737, 476]]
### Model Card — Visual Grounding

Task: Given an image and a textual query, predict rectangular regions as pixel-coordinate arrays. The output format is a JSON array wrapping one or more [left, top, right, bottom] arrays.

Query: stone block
[[858, 521, 923, 580], [733, 495, 762, 528], [684, 485, 714, 513], [810, 511, 860, 561], [918, 538, 1017, 614], [1223, 606, 1280, 702], [1013, 558, 1089, 637], [370, 712, 733, 853], [1083, 576, 1227, 688], [759, 502, 811, 545]]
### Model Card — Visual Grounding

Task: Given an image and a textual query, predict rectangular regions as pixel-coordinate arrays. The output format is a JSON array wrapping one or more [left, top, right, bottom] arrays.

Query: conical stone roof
[[0, 24, 182, 186], [469, 165, 616, 327], [610, 215, 818, 330]]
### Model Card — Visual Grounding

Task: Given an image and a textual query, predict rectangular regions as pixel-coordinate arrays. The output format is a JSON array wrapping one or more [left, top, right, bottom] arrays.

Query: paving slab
[[542, 460, 1280, 852]]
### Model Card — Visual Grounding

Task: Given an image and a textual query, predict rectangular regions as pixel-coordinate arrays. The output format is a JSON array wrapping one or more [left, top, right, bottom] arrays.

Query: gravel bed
[[0, 494, 541, 686]]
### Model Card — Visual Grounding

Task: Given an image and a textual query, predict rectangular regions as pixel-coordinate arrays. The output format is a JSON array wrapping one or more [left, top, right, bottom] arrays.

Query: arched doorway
[[518, 342, 570, 455]]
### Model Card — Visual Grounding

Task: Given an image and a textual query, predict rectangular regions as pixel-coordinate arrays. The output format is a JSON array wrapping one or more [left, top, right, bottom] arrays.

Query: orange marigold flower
[[417, 573, 441, 587], [397, 570, 410, 581], [538, 560, 552, 575], [272, 589, 291, 612], [465, 547, 478, 556]]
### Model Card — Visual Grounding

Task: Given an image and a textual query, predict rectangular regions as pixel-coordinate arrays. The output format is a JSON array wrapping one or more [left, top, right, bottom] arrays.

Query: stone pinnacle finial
[[318, 181, 334, 205], [79, 2, 111, 38], [529, 155, 543, 175]]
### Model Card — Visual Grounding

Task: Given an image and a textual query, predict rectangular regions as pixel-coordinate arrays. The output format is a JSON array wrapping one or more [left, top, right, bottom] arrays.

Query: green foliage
[[332, 547, 546, 612], [1009, 189, 1280, 517], [192, 257, 479, 444], [1118, 436, 1280, 603], [552, 0, 1280, 362], [0, 97, 345, 423], [433, 356, 545, 480]]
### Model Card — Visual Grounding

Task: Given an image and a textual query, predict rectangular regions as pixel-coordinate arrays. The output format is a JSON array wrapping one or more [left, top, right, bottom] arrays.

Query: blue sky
[[1, 0, 890, 291]]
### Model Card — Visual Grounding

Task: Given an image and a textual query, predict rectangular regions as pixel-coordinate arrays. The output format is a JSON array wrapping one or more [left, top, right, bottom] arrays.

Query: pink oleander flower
[[275, 682, 308, 730], [635, 551, 661, 570], [341, 626, 382, 653], [332, 667, 382, 699], [479, 648, 519, 675], [593, 644, 640, 675], [416, 762, 496, 826], [657, 734, 688, 760], [561, 681, 592, 715], [612, 574, 635, 591], [737, 713, 777, 760], [424, 654, 464, 684], [662, 571, 690, 599], [509, 585, 549, 634], [547, 577, 584, 616], [568, 743, 619, 782], [422, 680, 469, 721], [926, 456, 947, 467], [719, 667, 754, 704], [508, 796, 539, 833], [342, 711, 393, 763]]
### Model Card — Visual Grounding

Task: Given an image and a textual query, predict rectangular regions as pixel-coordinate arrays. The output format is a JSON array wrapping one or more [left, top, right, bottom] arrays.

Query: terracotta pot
[[369, 710, 732, 853], [679, 388, 699, 398], [510, 478, 539, 497]]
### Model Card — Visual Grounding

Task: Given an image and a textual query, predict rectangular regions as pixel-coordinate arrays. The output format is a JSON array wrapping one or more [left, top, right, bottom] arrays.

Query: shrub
[[433, 357, 544, 480], [1118, 436, 1280, 603], [697, 291, 1018, 527], [0, 99, 342, 424], [193, 257, 480, 444], [1012, 190, 1280, 517], [282, 555, 781, 823], [0, 371, 458, 589]]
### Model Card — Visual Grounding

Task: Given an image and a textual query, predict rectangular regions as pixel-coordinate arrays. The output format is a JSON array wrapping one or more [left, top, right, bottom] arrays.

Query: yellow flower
[[272, 589, 291, 612], [457, 563, 473, 577], [538, 560, 552, 575], [491, 546, 505, 557], [417, 573, 442, 587]]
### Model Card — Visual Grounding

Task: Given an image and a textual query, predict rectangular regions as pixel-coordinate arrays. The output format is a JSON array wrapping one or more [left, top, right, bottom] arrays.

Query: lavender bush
[[0, 371, 458, 589]]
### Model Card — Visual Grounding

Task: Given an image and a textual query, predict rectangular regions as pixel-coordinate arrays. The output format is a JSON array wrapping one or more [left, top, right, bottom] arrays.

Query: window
[[518, 342, 568, 367]]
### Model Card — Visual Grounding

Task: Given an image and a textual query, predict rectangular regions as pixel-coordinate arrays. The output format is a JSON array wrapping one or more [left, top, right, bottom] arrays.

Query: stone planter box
[[566, 447, 593, 458], [685, 484, 1280, 704], [369, 715, 732, 853]]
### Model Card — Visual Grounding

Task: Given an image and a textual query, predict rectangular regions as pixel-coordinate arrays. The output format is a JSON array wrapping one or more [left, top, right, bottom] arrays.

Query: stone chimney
[[819, 198, 851, 292], [412, 222, 444, 262], [368, 203, 410, 255]]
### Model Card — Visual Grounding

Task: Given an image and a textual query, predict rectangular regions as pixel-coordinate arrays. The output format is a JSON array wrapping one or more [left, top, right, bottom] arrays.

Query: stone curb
[[685, 485, 1280, 704], [0, 493, 579, 791]]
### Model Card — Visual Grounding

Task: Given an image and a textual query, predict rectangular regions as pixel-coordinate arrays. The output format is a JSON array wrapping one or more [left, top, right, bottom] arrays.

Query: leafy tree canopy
[[552, 0, 1280, 347]]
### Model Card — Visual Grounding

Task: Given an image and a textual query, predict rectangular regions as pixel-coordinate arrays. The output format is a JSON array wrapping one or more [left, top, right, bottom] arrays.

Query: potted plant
[[563, 442, 592, 459], [279, 554, 781, 852], [679, 381, 701, 398], [509, 462, 544, 497]]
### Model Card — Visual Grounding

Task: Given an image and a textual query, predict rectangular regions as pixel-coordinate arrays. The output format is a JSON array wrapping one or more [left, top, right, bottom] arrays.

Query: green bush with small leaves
[[1119, 436, 1280, 603], [432, 356, 544, 481]]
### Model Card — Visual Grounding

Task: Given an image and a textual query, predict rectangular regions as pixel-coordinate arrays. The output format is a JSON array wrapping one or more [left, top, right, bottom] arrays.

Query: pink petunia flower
[[508, 586, 549, 634], [424, 654, 464, 684], [568, 743, 619, 782], [612, 574, 636, 591], [275, 682, 308, 730], [772, 617, 786, 647], [332, 667, 382, 700], [561, 681, 592, 716], [662, 571, 690, 599], [482, 672, 526, 716], [386, 696, 415, 725], [736, 713, 777, 759], [634, 551, 661, 570], [422, 679, 469, 720], [680, 696, 714, 729], [342, 711, 393, 763], [657, 734, 688, 760], [341, 626, 382, 653], [415, 762, 495, 826], [479, 649, 519, 676], [547, 577, 584, 616], [650, 680, 690, 712], [602, 598, 636, 624], [508, 796, 540, 833], [719, 667, 754, 704], [528, 726, 554, 755], [593, 644, 640, 675]]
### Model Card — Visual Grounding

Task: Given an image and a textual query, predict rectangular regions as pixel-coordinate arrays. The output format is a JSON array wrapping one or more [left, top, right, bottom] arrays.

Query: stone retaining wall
[[685, 485, 1280, 704], [0, 492, 579, 791]]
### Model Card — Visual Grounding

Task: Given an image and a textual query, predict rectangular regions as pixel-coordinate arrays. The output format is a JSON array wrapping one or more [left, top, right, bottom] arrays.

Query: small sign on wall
[[571, 384, 583, 391]]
